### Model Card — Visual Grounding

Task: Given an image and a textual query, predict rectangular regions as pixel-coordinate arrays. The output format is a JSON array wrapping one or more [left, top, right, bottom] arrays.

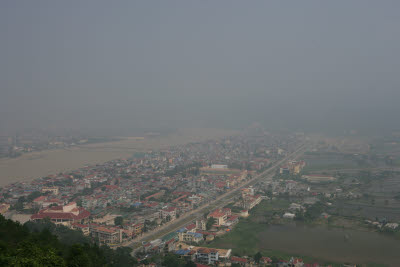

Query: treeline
[[0, 215, 137, 266]]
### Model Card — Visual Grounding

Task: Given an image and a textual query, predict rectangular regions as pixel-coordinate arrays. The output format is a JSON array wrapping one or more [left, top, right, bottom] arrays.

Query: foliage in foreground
[[0, 215, 137, 267]]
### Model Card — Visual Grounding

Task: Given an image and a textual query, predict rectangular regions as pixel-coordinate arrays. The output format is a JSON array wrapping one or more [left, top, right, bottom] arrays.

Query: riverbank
[[0, 128, 237, 187]]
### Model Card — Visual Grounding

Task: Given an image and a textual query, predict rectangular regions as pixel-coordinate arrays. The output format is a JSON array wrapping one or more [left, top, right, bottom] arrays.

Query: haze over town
[[1, 1, 400, 267], [1, 1, 400, 135]]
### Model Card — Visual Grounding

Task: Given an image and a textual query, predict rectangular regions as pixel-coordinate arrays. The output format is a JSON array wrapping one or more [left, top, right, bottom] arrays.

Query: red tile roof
[[209, 211, 225, 218], [163, 207, 176, 212], [231, 256, 247, 263], [197, 248, 217, 254], [72, 223, 89, 228], [166, 238, 176, 245], [186, 223, 196, 231], [93, 226, 119, 234], [31, 207, 90, 221], [33, 196, 46, 202]]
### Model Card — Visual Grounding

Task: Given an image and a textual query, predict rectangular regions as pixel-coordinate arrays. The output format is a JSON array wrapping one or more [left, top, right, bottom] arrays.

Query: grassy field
[[301, 152, 363, 173], [205, 199, 392, 267], [205, 199, 344, 265], [205, 199, 288, 254]]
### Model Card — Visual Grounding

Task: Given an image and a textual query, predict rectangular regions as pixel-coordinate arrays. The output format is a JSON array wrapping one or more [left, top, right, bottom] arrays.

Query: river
[[0, 128, 236, 187]]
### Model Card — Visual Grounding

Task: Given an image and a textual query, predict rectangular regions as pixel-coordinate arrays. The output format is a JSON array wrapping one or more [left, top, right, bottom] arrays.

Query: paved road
[[120, 141, 311, 250]]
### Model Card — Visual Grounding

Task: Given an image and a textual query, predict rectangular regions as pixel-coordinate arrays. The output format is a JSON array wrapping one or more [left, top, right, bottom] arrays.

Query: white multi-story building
[[196, 248, 219, 265], [160, 207, 177, 220]]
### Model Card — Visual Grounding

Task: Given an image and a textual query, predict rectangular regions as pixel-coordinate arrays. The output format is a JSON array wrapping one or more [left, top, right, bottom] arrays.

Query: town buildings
[[31, 202, 90, 225], [90, 225, 123, 244]]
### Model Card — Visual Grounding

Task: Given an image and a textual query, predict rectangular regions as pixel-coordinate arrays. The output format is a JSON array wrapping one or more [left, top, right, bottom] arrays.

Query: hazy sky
[[1, 1, 400, 134]]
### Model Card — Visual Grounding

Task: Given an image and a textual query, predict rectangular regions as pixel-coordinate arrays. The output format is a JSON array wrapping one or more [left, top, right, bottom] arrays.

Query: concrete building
[[71, 223, 90, 236], [178, 232, 203, 243], [283, 212, 296, 219], [132, 223, 144, 236], [196, 248, 219, 265], [207, 210, 227, 226], [242, 194, 262, 210], [31, 202, 90, 225], [41, 186, 59, 195], [196, 220, 206, 230], [160, 207, 177, 221], [90, 225, 123, 244]]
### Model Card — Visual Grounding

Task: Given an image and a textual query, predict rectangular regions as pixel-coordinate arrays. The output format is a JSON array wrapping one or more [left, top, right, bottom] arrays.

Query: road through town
[[121, 141, 311, 251]]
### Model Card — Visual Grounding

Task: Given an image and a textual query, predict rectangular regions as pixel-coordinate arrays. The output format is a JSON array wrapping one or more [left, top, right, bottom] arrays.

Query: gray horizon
[[1, 1, 400, 135]]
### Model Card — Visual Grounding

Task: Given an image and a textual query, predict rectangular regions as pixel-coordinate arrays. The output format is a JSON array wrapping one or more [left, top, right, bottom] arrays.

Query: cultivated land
[[0, 128, 237, 186]]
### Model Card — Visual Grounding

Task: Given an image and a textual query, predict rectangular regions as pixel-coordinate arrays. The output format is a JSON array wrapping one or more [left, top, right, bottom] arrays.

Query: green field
[[205, 199, 391, 267], [206, 199, 287, 253], [301, 153, 365, 173]]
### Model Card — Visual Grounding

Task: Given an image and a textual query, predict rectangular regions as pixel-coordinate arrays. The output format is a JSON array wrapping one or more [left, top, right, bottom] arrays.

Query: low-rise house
[[179, 232, 203, 243], [33, 196, 47, 208], [292, 258, 304, 267], [225, 215, 239, 227], [185, 223, 197, 232], [283, 212, 295, 219], [164, 238, 177, 253], [385, 223, 399, 230], [42, 198, 64, 208], [71, 223, 90, 236], [260, 257, 272, 266], [132, 223, 144, 236], [41, 186, 59, 195], [196, 220, 206, 230], [242, 194, 262, 210], [207, 208, 231, 226], [160, 207, 177, 221], [195, 248, 219, 265], [0, 203, 10, 214], [90, 225, 123, 244], [289, 203, 304, 212], [207, 210, 227, 226], [231, 256, 248, 266]]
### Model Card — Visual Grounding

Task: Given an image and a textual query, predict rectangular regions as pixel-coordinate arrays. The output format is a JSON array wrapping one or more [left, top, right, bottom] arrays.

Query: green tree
[[206, 217, 216, 230], [114, 216, 123, 226], [113, 247, 138, 267], [185, 261, 197, 267], [27, 191, 43, 202], [254, 251, 262, 263], [270, 256, 279, 263], [11, 241, 65, 267], [0, 215, 137, 267], [11, 196, 27, 211], [162, 253, 185, 267], [66, 244, 90, 267]]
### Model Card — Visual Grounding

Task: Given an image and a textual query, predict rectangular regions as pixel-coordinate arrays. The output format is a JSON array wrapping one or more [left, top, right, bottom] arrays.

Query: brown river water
[[0, 128, 236, 187]]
